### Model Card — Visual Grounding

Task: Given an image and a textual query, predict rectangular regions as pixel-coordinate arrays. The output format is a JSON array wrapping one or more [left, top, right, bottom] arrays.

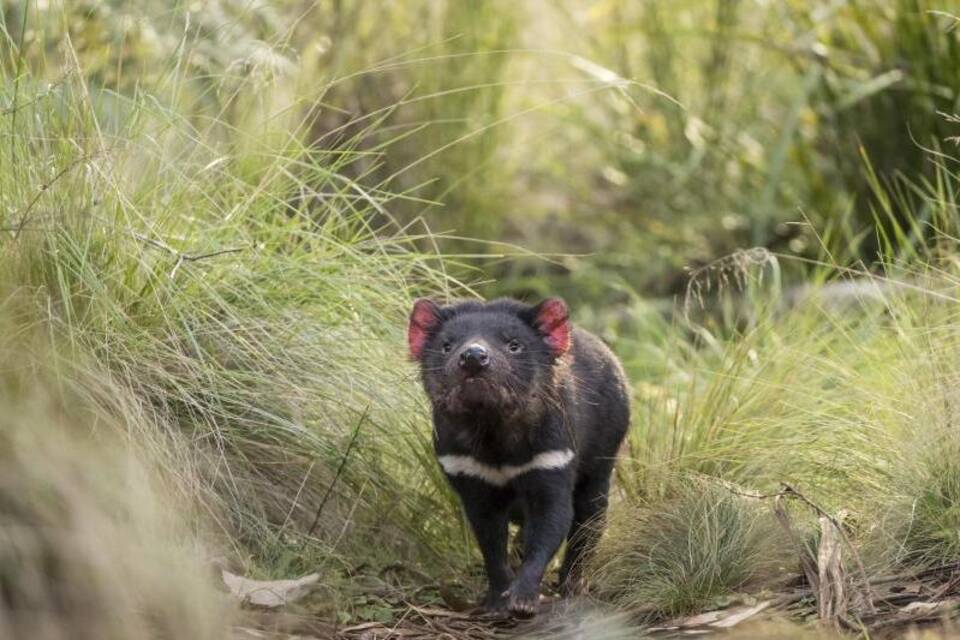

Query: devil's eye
[[507, 339, 523, 353], [441, 341, 453, 354]]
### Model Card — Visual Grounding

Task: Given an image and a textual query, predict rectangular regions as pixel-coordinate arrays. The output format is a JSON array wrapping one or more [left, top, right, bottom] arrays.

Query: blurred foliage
[[7, 0, 959, 311]]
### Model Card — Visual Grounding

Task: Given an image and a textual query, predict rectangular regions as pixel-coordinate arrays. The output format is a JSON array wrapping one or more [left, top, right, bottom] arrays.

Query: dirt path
[[234, 597, 638, 640]]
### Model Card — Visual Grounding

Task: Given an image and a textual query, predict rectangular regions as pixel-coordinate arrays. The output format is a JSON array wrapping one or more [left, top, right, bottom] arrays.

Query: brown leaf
[[710, 601, 773, 628], [677, 610, 724, 627], [221, 569, 320, 609], [901, 601, 943, 614]]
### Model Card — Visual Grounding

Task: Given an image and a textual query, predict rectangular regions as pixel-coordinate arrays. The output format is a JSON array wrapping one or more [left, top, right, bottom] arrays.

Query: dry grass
[[0, 328, 231, 640]]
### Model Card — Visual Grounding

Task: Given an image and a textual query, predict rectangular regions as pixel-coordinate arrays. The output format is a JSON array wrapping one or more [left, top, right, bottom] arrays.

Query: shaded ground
[[235, 597, 636, 640], [230, 561, 960, 640]]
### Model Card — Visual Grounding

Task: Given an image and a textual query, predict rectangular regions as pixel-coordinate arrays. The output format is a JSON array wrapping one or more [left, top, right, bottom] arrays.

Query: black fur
[[409, 297, 630, 616]]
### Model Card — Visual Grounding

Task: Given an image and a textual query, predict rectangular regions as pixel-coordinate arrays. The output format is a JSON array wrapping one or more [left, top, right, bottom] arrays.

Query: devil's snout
[[459, 343, 490, 374]]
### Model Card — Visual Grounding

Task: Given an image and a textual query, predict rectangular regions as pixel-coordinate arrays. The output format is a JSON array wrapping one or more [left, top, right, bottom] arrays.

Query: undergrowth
[[1, 3, 481, 629], [592, 154, 960, 616], [4, 1, 960, 636]]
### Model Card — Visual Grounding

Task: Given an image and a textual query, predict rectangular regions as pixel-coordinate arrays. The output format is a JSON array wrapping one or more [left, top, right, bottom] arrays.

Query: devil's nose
[[459, 344, 490, 372]]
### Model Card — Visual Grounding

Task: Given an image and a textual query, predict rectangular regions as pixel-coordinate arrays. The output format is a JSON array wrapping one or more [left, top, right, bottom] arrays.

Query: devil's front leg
[[453, 480, 515, 611], [505, 471, 574, 617]]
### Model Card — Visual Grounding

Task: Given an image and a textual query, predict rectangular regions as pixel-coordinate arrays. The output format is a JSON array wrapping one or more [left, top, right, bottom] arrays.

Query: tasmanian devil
[[407, 297, 630, 616]]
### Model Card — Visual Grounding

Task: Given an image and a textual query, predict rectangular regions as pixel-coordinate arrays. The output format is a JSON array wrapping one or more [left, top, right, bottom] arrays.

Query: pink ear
[[532, 297, 571, 357], [408, 299, 441, 360]]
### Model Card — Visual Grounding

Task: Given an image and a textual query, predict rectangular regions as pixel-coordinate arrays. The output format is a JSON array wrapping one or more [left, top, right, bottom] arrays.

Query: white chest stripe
[[438, 449, 575, 487]]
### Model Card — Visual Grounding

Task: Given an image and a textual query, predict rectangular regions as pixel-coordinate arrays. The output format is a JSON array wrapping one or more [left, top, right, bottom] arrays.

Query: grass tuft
[[591, 478, 792, 619]]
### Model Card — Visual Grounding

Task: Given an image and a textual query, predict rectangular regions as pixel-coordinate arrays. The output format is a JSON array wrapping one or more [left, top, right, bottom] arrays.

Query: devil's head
[[408, 298, 571, 418]]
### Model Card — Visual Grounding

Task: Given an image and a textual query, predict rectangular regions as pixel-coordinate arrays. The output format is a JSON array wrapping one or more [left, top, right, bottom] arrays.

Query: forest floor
[[228, 561, 960, 640]]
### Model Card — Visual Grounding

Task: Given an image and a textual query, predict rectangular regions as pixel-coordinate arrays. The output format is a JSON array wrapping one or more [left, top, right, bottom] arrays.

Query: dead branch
[[779, 483, 877, 614], [710, 477, 877, 617]]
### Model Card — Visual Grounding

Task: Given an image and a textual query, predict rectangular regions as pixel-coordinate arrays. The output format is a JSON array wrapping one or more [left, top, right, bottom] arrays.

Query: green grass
[[592, 183, 960, 614], [1, 2, 485, 628], [8, 0, 957, 306], [591, 479, 792, 619]]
